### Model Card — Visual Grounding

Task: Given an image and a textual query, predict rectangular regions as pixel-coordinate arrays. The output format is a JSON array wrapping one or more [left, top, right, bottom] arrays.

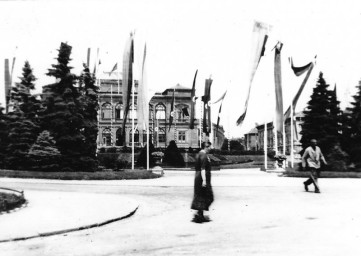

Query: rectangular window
[[178, 131, 186, 143], [159, 134, 166, 143]]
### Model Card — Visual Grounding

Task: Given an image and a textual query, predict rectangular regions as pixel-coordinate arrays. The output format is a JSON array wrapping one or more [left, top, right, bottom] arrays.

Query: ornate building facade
[[97, 75, 225, 149]]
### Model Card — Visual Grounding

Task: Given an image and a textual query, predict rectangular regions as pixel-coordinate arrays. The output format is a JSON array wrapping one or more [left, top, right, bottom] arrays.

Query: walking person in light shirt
[[302, 139, 327, 193]]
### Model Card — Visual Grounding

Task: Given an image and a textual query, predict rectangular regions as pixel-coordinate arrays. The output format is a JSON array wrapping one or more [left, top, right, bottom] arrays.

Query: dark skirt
[[191, 172, 214, 211]]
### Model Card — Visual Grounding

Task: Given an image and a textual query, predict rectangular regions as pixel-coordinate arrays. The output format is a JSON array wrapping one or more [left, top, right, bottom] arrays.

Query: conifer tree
[[41, 42, 86, 171], [28, 130, 61, 171], [344, 79, 361, 167], [78, 64, 99, 158], [300, 72, 342, 155], [6, 61, 40, 169]]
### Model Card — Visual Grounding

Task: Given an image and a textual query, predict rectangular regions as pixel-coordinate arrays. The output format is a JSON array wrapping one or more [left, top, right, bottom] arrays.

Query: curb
[[0, 206, 139, 243]]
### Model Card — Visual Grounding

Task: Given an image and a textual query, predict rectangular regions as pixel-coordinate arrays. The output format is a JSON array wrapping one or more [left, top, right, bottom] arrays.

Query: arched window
[[158, 128, 166, 143], [155, 104, 166, 120], [129, 128, 139, 146], [102, 128, 112, 146], [101, 103, 112, 119], [129, 104, 137, 119], [116, 128, 123, 146], [115, 104, 123, 119]]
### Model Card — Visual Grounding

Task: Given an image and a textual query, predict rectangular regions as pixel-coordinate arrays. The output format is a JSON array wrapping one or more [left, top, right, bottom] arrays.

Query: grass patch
[[0, 192, 26, 212], [0, 169, 161, 180]]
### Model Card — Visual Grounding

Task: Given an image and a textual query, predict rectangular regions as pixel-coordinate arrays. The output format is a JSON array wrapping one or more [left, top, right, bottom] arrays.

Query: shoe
[[303, 182, 308, 192], [202, 215, 211, 222], [315, 189, 321, 193], [192, 214, 204, 223]]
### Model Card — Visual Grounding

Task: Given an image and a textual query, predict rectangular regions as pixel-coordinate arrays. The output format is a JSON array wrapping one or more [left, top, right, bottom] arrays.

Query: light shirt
[[302, 146, 326, 169]]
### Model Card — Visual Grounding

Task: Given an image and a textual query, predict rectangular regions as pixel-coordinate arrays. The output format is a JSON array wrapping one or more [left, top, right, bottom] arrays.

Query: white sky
[[1, 0, 361, 137]]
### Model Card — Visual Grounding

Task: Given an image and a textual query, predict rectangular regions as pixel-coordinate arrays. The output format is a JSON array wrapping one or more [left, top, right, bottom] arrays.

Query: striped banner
[[274, 43, 284, 134], [121, 33, 134, 142], [237, 21, 269, 126], [189, 70, 198, 129]]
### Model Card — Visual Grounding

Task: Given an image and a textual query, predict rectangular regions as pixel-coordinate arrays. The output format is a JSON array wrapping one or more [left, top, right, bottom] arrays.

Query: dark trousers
[[304, 167, 321, 191]]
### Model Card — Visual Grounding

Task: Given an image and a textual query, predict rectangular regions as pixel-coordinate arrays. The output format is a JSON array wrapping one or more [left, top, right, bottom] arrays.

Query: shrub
[[164, 140, 185, 167], [326, 143, 349, 172], [107, 147, 117, 153]]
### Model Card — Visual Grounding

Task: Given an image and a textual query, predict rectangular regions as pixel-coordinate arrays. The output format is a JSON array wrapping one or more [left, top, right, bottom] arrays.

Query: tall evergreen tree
[[300, 72, 342, 155], [344, 79, 361, 167], [41, 42, 86, 171], [78, 64, 99, 158], [6, 61, 40, 169]]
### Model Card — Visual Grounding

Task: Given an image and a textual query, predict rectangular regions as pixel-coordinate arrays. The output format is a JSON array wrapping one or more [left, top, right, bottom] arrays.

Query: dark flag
[[168, 88, 176, 131], [214, 90, 227, 137], [202, 78, 212, 135], [274, 42, 284, 134], [182, 107, 189, 117], [109, 63, 118, 76], [284, 57, 315, 120], [190, 70, 198, 129]]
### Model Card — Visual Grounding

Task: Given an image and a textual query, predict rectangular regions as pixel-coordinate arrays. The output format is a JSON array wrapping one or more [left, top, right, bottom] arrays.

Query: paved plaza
[[0, 168, 361, 255]]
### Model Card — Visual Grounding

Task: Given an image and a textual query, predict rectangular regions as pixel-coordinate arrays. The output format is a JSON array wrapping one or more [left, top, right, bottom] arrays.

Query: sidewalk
[[0, 190, 138, 242]]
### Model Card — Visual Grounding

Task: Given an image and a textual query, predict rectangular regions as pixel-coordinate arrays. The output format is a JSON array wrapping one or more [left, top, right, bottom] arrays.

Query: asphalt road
[[1, 169, 361, 256]]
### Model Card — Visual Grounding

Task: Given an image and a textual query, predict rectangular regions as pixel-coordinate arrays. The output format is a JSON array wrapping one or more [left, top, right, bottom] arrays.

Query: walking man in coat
[[302, 139, 327, 193]]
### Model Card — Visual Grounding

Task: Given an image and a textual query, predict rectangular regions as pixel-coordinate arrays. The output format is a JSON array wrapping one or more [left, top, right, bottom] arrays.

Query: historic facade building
[[247, 112, 304, 154], [97, 75, 225, 149]]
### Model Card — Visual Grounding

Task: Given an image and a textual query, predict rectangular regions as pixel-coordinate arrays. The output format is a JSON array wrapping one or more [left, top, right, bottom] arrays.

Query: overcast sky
[[1, 0, 361, 137]]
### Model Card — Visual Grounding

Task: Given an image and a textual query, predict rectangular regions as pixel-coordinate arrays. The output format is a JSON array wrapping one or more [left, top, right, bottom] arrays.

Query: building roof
[[162, 83, 191, 94], [247, 127, 258, 134]]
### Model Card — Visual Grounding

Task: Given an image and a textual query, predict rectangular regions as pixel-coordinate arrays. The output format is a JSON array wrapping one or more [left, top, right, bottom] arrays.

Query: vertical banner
[[214, 90, 227, 137], [202, 78, 212, 136], [137, 44, 149, 131], [168, 88, 175, 131], [87, 48, 91, 68], [122, 33, 134, 142], [4, 59, 11, 112], [189, 70, 198, 129], [237, 21, 269, 126], [274, 43, 284, 134]]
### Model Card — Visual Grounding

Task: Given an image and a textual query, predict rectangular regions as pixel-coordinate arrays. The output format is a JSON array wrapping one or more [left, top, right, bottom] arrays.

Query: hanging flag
[[87, 48, 91, 68], [284, 57, 315, 120], [215, 92, 227, 137], [168, 88, 175, 131], [4, 59, 11, 110], [109, 63, 118, 76], [189, 70, 198, 129], [237, 21, 269, 126], [10, 57, 16, 87], [93, 48, 99, 74], [202, 78, 212, 135], [274, 42, 284, 134], [137, 44, 149, 131], [212, 90, 227, 104], [121, 33, 134, 142], [182, 107, 189, 117], [290, 58, 312, 76]]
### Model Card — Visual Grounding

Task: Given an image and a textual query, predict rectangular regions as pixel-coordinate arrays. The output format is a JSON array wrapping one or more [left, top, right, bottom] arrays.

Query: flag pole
[[264, 120, 268, 170], [132, 63, 135, 170], [290, 103, 294, 168]]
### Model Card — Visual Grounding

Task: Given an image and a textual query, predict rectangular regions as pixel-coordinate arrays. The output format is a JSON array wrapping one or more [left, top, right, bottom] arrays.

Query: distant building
[[244, 127, 258, 151], [253, 112, 304, 154], [97, 75, 225, 149]]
